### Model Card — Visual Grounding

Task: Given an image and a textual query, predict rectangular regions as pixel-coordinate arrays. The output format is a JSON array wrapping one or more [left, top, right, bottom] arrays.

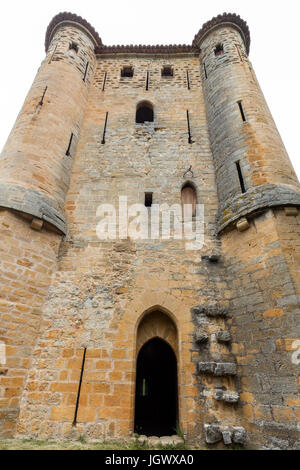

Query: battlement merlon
[[193, 12, 251, 54], [45, 11, 103, 52], [45, 12, 250, 55]]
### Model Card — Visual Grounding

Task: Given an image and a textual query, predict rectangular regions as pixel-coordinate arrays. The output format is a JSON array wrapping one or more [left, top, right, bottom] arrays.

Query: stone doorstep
[[136, 435, 184, 447]]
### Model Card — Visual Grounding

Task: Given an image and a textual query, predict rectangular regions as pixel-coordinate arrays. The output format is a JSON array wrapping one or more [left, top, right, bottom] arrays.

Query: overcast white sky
[[0, 0, 299, 178]]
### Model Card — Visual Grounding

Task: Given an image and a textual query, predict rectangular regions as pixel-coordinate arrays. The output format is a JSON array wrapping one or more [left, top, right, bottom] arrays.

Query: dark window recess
[[73, 348, 87, 427], [102, 72, 107, 91], [83, 61, 89, 82], [214, 43, 224, 56], [146, 71, 149, 91], [203, 62, 208, 79], [101, 112, 108, 145], [162, 66, 173, 77], [238, 101, 246, 122], [145, 193, 153, 207], [66, 133, 74, 156], [39, 86, 48, 106], [186, 110, 192, 144], [136, 103, 154, 124], [121, 66, 134, 78], [236, 161, 246, 193], [69, 42, 79, 53], [186, 70, 190, 90]]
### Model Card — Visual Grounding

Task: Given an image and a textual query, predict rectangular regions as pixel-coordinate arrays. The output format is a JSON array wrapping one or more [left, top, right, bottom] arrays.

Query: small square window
[[145, 193, 153, 207], [214, 44, 224, 57], [69, 42, 79, 53], [162, 66, 173, 77], [121, 66, 134, 78]]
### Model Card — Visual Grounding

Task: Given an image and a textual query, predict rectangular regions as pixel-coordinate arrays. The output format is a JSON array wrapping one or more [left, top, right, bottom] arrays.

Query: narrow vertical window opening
[[145, 193, 153, 207], [186, 71, 190, 90], [236, 161, 246, 194], [49, 45, 57, 64], [83, 61, 89, 82], [73, 347, 87, 427], [238, 101, 246, 122], [235, 44, 243, 61], [102, 72, 107, 91], [203, 63, 208, 79], [101, 112, 108, 145], [66, 133, 74, 156], [181, 184, 197, 217], [39, 86, 48, 106], [146, 71, 149, 91], [186, 110, 192, 144]]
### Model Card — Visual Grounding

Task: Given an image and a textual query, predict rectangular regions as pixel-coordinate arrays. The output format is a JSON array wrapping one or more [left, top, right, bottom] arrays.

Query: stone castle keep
[[0, 11, 299, 449]]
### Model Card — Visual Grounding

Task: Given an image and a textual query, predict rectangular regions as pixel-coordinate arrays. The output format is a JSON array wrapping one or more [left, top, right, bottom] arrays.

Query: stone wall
[[0, 14, 299, 449], [0, 211, 61, 437], [221, 208, 300, 449], [16, 53, 222, 442]]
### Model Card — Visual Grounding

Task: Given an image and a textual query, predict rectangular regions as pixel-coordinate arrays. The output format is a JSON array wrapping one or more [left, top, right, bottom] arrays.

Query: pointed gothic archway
[[134, 310, 178, 436]]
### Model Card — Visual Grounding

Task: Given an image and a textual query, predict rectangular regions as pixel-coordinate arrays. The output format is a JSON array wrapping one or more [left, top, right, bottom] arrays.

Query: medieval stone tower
[[0, 11, 299, 450]]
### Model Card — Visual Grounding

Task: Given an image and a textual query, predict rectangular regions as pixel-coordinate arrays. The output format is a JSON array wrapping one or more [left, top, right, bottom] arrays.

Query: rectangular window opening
[[69, 42, 79, 54], [146, 71, 149, 91], [238, 101, 246, 122], [121, 66, 134, 78], [162, 66, 173, 77], [145, 193, 153, 207], [236, 161, 246, 194], [203, 62, 208, 79]]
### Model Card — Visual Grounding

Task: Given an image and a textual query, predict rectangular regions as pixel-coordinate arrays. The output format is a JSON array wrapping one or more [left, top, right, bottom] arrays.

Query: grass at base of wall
[[0, 439, 194, 451]]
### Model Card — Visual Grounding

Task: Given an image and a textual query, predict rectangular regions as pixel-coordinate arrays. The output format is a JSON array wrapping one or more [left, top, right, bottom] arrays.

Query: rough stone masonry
[[0, 11, 299, 450]]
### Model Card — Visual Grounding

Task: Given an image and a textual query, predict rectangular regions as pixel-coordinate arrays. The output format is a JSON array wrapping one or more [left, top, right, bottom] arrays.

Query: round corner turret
[[193, 12, 250, 55], [45, 11, 102, 52]]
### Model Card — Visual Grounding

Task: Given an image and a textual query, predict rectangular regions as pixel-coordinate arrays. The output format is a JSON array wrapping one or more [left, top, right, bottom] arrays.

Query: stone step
[[137, 435, 185, 447], [198, 362, 237, 376], [204, 424, 246, 446], [214, 389, 239, 403]]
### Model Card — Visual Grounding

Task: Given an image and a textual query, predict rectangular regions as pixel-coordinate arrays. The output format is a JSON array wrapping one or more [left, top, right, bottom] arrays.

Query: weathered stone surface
[[191, 304, 229, 318], [0, 10, 299, 452], [204, 424, 222, 444], [222, 430, 232, 445], [194, 331, 209, 344], [215, 363, 237, 376], [214, 390, 239, 403], [232, 427, 247, 445], [198, 362, 237, 376], [216, 330, 231, 343], [148, 436, 161, 446]]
